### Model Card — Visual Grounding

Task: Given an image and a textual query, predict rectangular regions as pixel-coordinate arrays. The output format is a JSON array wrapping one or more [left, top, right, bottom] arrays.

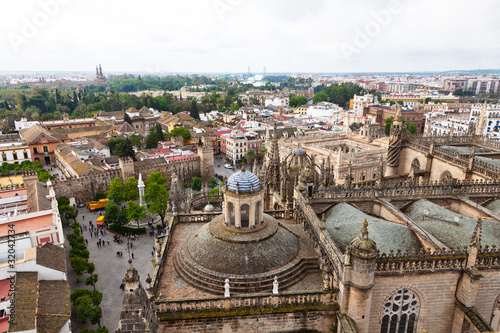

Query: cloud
[[0, 0, 499, 73]]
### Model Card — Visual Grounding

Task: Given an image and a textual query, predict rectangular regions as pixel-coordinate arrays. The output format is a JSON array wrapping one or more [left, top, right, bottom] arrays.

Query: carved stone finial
[[470, 218, 482, 248], [224, 279, 230, 298]]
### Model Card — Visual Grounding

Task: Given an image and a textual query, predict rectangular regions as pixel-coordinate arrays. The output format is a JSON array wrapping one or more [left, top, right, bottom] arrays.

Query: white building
[[469, 103, 500, 137], [265, 98, 289, 107], [0, 141, 31, 164], [14, 118, 39, 131], [352, 94, 375, 116], [306, 102, 343, 117]]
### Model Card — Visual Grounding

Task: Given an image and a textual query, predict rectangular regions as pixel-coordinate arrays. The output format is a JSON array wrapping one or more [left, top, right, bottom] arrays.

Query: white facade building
[[0, 141, 31, 164], [14, 118, 39, 131], [352, 94, 375, 116]]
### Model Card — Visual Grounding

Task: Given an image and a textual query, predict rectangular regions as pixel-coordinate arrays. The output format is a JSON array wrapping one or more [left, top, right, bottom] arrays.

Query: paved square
[[65, 208, 156, 332]]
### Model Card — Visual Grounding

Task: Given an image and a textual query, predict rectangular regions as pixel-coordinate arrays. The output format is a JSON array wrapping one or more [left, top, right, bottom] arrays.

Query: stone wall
[[158, 310, 336, 333], [368, 272, 461, 333], [474, 270, 500, 324]]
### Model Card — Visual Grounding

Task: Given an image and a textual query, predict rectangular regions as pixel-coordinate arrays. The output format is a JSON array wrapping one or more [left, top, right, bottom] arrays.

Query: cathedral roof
[[405, 199, 500, 248], [324, 203, 420, 253], [227, 170, 261, 192]]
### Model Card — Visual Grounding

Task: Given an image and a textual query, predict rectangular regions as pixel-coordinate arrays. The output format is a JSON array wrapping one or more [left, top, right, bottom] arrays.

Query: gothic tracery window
[[380, 288, 420, 333], [440, 171, 452, 183]]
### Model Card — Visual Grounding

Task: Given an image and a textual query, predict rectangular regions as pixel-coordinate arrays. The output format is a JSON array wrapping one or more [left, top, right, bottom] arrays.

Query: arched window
[[440, 171, 452, 183], [255, 201, 261, 224], [346, 147, 350, 153], [380, 288, 420, 333], [228, 202, 235, 226], [411, 159, 420, 172], [241, 204, 250, 228]]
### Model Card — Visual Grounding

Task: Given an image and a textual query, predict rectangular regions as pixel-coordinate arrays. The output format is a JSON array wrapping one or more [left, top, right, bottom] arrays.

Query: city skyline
[[1, 0, 500, 73]]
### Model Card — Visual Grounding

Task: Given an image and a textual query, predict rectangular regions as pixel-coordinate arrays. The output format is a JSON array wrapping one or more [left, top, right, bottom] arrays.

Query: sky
[[1, 0, 499, 73]]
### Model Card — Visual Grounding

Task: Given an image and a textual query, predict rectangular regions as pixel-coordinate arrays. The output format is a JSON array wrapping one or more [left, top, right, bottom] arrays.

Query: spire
[[449, 123, 454, 137], [96, 65, 99, 76], [360, 219, 369, 240], [99, 64, 103, 76], [470, 218, 482, 248], [476, 102, 488, 135], [376, 156, 384, 187], [394, 103, 403, 123]]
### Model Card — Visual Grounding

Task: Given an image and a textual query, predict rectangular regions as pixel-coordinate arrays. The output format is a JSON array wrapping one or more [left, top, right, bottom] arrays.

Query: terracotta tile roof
[[36, 243, 66, 272], [118, 122, 137, 133], [52, 124, 117, 135], [19, 124, 59, 144], [36, 280, 70, 333], [10, 272, 38, 332], [27, 181, 51, 212]]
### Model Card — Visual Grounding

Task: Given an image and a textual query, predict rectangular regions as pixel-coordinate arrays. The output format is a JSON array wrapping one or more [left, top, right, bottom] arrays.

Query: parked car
[[224, 164, 232, 169]]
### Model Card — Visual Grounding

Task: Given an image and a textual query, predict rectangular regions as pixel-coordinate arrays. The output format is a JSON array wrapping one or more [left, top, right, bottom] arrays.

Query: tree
[[104, 200, 127, 226], [38, 171, 53, 182], [145, 171, 169, 225], [107, 178, 124, 203], [85, 263, 98, 291], [123, 177, 139, 201], [71, 289, 103, 327], [258, 145, 267, 158], [70, 256, 88, 282], [129, 134, 143, 148], [189, 177, 202, 191], [384, 117, 394, 136], [145, 126, 159, 149], [125, 201, 147, 228], [190, 99, 200, 119], [124, 112, 132, 125], [156, 123, 165, 141], [289, 95, 308, 107], [207, 176, 218, 188], [170, 127, 191, 139], [81, 328, 109, 333], [57, 196, 70, 207], [244, 148, 256, 162]]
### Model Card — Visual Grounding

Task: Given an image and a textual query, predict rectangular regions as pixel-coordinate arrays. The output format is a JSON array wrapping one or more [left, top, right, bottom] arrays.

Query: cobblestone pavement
[[65, 208, 156, 332]]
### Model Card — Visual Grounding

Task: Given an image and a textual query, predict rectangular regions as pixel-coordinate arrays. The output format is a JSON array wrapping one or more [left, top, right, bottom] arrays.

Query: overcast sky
[[1, 0, 499, 73]]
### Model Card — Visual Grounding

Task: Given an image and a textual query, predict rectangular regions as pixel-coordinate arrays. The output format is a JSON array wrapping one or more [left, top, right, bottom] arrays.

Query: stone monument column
[[138, 173, 145, 206]]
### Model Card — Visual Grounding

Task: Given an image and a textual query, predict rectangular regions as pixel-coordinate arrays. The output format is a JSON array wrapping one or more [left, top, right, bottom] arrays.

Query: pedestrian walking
[[90, 232, 93, 238], [120, 283, 125, 290], [132, 253, 134, 259], [107, 239, 110, 245], [85, 239, 88, 245], [97, 241, 99, 247], [151, 251, 154, 257]]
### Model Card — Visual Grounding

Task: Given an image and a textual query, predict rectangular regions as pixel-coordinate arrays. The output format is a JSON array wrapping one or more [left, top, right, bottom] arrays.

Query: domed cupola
[[227, 168, 261, 194], [292, 146, 306, 156]]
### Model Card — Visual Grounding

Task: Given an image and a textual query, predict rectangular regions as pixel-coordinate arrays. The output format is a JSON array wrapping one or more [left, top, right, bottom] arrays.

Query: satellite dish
[[454, 216, 459, 222], [424, 210, 429, 215]]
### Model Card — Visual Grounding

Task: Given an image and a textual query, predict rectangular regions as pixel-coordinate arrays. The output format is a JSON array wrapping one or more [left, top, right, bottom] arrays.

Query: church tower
[[475, 101, 488, 135], [386, 104, 406, 177], [267, 122, 281, 192]]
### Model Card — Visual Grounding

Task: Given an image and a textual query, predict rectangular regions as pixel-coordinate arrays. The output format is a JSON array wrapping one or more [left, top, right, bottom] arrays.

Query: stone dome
[[203, 203, 214, 213], [227, 170, 261, 193], [174, 214, 308, 294], [292, 147, 306, 156], [349, 219, 377, 258]]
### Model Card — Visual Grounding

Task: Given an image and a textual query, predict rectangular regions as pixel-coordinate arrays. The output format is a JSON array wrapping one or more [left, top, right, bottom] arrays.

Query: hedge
[[108, 224, 146, 234]]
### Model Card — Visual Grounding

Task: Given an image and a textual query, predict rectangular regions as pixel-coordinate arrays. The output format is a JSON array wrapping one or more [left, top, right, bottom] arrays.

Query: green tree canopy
[[289, 95, 308, 108], [145, 126, 159, 149], [190, 99, 200, 119], [189, 177, 202, 191], [125, 201, 147, 228], [170, 127, 191, 139], [384, 117, 417, 136], [207, 176, 218, 188], [104, 200, 128, 227], [144, 171, 169, 225]]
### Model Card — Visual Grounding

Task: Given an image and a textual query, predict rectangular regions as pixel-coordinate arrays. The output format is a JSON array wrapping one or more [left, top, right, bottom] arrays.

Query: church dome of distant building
[[227, 169, 261, 192], [203, 203, 214, 213], [292, 147, 306, 156]]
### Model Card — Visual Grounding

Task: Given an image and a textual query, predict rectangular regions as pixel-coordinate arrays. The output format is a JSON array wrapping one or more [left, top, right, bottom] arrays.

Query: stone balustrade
[[313, 179, 500, 200], [156, 290, 331, 313]]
